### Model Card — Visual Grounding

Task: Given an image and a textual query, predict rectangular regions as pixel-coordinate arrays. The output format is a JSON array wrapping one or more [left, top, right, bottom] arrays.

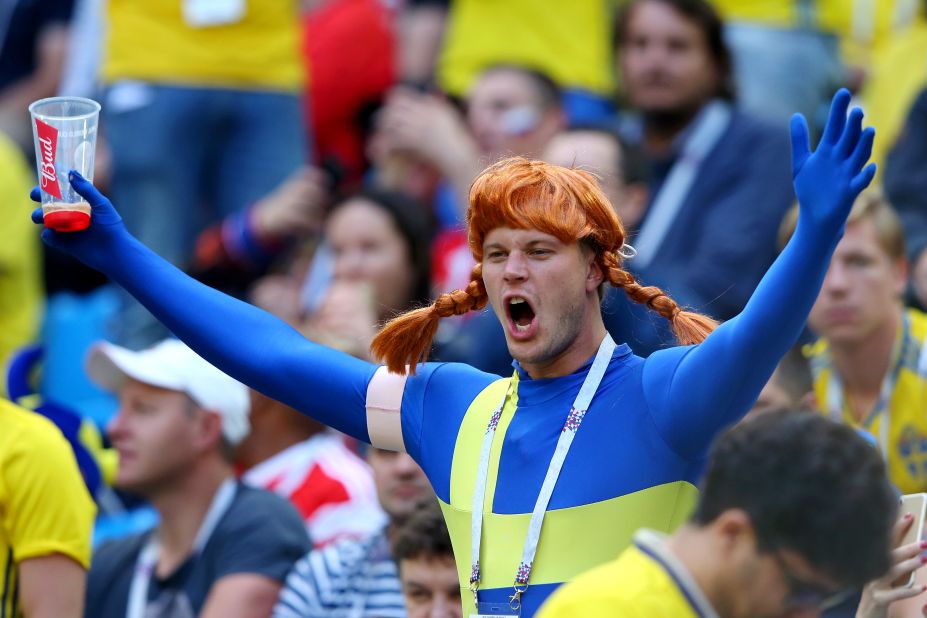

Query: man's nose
[[502, 252, 528, 282], [428, 595, 458, 618], [106, 408, 128, 440], [822, 263, 850, 293], [394, 453, 421, 476]]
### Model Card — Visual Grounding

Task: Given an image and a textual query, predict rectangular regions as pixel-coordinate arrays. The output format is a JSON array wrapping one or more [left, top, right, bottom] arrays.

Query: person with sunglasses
[[538, 410, 923, 618]]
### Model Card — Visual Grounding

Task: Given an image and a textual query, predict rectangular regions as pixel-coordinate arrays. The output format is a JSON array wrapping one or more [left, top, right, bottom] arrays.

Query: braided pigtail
[[601, 251, 718, 345], [371, 264, 488, 374]]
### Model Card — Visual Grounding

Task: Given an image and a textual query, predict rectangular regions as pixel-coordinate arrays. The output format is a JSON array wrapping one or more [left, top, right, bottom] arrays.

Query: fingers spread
[[822, 88, 851, 146], [848, 127, 876, 173], [790, 113, 811, 177], [850, 162, 878, 195], [836, 107, 864, 158]]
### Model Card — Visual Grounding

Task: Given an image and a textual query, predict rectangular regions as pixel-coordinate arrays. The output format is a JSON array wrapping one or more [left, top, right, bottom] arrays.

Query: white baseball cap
[[86, 339, 250, 446]]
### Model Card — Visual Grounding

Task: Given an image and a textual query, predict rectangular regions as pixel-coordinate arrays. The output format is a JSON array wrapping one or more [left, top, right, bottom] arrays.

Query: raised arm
[[31, 179, 378, 441], [644, 90, 877, 456]]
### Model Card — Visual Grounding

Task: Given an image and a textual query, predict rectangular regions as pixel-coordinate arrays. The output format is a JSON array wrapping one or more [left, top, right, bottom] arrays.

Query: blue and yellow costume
[[31, 91, 875, 617]]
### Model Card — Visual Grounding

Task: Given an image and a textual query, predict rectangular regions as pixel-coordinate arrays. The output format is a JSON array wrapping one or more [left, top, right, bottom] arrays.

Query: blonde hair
[[371, 157, 717, 374], [777, 189, 906, 259]]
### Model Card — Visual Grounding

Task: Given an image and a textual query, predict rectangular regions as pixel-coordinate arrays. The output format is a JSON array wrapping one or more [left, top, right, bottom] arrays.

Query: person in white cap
[[82, 339, 311, 618]]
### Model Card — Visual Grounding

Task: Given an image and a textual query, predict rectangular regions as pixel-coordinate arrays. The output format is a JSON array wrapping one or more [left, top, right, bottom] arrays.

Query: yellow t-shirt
[[103, 0, 304, 92], [0, 134, 42, 391], [708, 0, 844, 31], [537, 530, 714, 618], [0, 399, 96, 617], [860, 16, 927, 169], [437, 0, 616, 97], [806, 308, 927, 494]]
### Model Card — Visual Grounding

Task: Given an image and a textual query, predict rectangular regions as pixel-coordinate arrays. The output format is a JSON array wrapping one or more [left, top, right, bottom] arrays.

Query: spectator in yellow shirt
[[0, 397, 96, 618], [538, 410, 910, 618]]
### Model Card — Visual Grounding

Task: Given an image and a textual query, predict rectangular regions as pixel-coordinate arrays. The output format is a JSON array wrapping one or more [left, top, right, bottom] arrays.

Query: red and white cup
[[28, 96, 101, 232]]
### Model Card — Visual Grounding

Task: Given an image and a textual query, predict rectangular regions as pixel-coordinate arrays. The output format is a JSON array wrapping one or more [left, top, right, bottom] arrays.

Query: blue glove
[[790, 89, 877, 234], [31, 171, 131, 272]]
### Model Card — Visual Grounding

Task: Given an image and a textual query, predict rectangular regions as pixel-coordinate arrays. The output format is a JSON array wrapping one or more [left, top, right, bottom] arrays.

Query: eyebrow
[[484, 238, 556, 251]]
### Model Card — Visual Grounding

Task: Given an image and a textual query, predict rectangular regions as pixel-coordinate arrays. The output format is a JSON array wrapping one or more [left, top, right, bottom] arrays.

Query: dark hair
[[393, 500, 453, 564], [693, 409, 896, 587], [563, 123, 650, 186], [477, 64, 563, 111], [328, 189, 433, 311], [615, 0, 735, 101]]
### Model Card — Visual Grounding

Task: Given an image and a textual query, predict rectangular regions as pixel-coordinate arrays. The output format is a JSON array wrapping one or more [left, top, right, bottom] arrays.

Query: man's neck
[[665, 527, 727, 618], [829, 311, 901, 416], [641, 105, 703, 155], [150, 460, 232, 577], [521, 320, 608, 380]]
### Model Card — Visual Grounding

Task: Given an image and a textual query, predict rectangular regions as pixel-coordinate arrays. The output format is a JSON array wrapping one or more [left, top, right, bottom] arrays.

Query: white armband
[[365, 366, 408, 452]]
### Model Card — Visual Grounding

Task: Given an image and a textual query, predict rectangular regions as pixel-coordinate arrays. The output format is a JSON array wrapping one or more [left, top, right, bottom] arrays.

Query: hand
[[375, 87, 478, 172], [251, 166, 329, 240], [791, 89, 877, 234], [301, 281, 378, 360], [856, 514, 927, 618], [30, 171, 130, 271]]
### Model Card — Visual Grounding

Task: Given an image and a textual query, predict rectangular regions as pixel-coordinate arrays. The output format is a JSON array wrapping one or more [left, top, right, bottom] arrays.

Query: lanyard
[[468, 335, 616, 611], [126, 479, 238, 618], [824, 313, 911, 458]]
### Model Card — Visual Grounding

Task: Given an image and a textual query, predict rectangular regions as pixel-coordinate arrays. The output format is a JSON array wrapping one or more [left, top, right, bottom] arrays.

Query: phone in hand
[[895, 493, 927, 588]]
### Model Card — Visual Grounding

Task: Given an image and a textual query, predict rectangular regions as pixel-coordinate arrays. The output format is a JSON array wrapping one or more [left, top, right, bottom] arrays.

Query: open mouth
[[506, 296, 537, 338]]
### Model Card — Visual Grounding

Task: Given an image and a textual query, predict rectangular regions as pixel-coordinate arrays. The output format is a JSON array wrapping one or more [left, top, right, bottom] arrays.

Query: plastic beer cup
[[28, 96, 101, 232]]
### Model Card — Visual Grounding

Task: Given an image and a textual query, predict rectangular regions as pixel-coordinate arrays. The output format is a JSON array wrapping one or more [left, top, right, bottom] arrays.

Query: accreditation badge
[[472, 599, 520, 617]]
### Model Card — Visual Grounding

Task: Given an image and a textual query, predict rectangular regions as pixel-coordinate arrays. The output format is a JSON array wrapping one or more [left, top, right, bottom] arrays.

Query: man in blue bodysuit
[[30, 90, 876, 617]]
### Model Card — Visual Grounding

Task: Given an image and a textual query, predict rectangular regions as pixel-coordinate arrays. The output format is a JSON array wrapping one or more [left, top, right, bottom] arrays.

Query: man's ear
[[195, 409, 225, 454], [713, 508, 756, 554], [585, 250, 605, 292]]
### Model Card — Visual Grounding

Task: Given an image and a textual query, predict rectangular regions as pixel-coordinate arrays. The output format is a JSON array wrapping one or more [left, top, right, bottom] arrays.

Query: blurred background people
[[274, 448, 432, 617], [84, 340, 310, 617], [0, 132, 42, 384], [100, 0, 306, 347], [393, 501, 460, 618], [537, 410, 902, 618], [0, 0, 75, 154], [613, 0, 794, 355], [884, 86, 927, 312], [0, 397, 95, 618], [238, 390, 386, 548], [781, 192, 927, 495]]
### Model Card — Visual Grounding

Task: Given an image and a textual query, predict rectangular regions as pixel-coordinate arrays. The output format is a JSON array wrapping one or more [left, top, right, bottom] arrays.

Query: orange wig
[[370, 157, 717, 373]]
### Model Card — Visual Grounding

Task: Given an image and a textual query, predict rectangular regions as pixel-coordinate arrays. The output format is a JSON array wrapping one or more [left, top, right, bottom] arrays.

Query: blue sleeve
[[95, 234, 380, 442], [641, 92, 877, 459], [642, 214, 836, 458], [400, 362, 499, 502]]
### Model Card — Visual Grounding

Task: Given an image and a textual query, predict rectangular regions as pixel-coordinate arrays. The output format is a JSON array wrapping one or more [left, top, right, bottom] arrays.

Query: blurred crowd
[[3, 0, 927, 616]]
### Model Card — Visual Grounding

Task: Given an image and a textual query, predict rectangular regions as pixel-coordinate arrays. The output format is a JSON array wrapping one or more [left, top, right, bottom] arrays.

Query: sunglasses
[[772, 551, 856, 611]]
